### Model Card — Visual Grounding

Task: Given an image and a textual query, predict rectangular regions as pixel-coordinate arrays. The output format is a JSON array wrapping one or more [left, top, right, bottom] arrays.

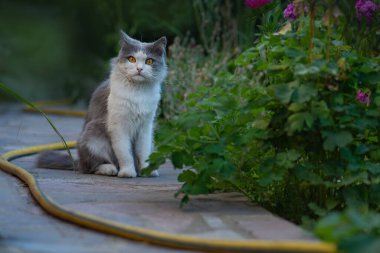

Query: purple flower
[[364, 93, 370, 105], [245, 0, 272, 9], [355, 0, 379, 22], [357, 89, 371, 105], [283, 3, 298, 21], [357, 89, 365, 102]]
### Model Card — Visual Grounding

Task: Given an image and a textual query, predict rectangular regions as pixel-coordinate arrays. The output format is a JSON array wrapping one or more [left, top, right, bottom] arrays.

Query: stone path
[[0, 105, 318, 253]]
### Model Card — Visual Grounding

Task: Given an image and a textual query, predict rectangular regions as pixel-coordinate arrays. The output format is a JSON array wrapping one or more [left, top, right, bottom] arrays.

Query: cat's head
[[114, 31, 167, 85]]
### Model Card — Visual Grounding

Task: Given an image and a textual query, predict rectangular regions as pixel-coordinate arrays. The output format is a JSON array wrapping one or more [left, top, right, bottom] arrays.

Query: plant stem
[[308, 0, 316, 63], [326, 0, 333, 60]]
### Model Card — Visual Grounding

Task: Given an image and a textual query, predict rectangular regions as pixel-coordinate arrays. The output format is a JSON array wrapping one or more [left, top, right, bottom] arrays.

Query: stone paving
[[0, 105, 318, 253]]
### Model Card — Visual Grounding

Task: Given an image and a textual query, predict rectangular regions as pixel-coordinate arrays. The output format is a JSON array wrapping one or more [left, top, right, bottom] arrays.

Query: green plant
[[144, 1, 380, 252], [315, 208, 380, 253]]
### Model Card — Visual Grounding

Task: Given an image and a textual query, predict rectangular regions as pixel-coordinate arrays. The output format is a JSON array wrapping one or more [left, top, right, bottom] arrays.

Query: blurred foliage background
[[0, 0, 254, 102]]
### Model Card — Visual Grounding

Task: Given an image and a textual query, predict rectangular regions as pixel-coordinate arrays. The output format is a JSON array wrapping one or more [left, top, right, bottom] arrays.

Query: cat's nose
[[137, 67, 143, 73]]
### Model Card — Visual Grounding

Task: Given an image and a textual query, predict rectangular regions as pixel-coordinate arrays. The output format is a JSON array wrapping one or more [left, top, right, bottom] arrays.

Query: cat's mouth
[[132, 74, 146, 81]]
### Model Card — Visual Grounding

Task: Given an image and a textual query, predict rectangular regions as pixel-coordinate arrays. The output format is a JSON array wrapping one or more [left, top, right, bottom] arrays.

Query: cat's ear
[[150, 37, 167, 56], [154, 37, 167, 49], [120, 30, 138, 46]]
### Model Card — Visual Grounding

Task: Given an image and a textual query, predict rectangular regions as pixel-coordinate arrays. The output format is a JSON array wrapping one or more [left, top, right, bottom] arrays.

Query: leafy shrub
[[315, 209, 380, 253], [144, 1, 380, 252]]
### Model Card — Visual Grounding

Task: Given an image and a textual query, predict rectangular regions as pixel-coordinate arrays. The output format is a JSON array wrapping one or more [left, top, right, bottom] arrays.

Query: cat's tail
[[36, 151, 77, 170]]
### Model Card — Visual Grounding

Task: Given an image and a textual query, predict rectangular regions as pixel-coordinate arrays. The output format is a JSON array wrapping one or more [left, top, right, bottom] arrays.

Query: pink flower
[[245, 0, 272, 9]]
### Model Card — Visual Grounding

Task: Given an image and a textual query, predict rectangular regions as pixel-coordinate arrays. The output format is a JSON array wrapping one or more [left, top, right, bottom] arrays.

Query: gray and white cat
[[37, 31, 167, 178]]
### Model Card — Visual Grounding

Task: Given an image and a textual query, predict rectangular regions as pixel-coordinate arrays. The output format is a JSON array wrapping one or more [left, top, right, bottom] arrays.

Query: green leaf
[[211, 158, 235, 179], [234, 51, 258, 66], [240, 128, 268, 142], [343, 188, 368, 207], [326, 198, 338, 210], [171, 151, 187, 168], [287, 112, 314, 135], [340, 235, 380, 253], [188, 183, 209, 195], [179, 194, 190, 208], [276, 150, 300, 169], [142, 151, 166, 176], [314, 212, 342, 242], [367, 163, 380, 175], [355, 144, 370, 155], [323, 131, 353, 151], [293, 85, 317, 103], [294, 165, 323, 184], [370, 150, 380, 161], [268, 64, 289, 71], [289, 103, 304, 112], [308, 202, 327, 217], [340, 172, 369, 186], [178, 170, 197, 183], [311, 101, 330, 120], [204, 145, 224, 155], [275, 82, 297, 104], [285, 48, 305, 59], [294, 64, 320, 76]]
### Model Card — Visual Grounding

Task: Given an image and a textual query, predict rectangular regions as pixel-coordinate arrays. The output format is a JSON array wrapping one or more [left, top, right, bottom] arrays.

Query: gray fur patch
[[77, 119, 118, 174], [77, 82, 119, 173], [36, 151, 76, 170], [84, 81, 109, 125]]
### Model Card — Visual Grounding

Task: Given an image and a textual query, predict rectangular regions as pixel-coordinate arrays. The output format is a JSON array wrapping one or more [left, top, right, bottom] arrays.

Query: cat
[[37, 31, 167, 178]]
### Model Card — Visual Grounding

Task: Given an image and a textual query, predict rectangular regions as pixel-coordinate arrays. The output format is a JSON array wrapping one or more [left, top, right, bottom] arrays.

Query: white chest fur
[[106, 76, 161, 178], [107, 78, 161, 133], [109, 80, 160, 113]]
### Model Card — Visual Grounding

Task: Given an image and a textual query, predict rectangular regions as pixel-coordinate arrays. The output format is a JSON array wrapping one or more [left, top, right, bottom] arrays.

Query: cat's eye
[[127, 56, 136, 63], [145, 58, 154, 65]]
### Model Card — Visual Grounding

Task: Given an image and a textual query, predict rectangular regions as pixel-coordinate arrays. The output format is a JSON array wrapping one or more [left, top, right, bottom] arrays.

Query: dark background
[[0, 0, 254, 101]]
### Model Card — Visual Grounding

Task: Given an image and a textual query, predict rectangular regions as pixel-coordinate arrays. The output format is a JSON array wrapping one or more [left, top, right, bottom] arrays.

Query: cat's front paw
[[118, 167, 137, 178], [150, 170, 159, 177], [94, 164, 118, 176]]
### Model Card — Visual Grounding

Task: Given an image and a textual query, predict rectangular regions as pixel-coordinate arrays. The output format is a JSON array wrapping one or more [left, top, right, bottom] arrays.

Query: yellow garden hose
[[23, 99, 87, 117], [0, 103, 337, 252], [0, 141, 336, 253]]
